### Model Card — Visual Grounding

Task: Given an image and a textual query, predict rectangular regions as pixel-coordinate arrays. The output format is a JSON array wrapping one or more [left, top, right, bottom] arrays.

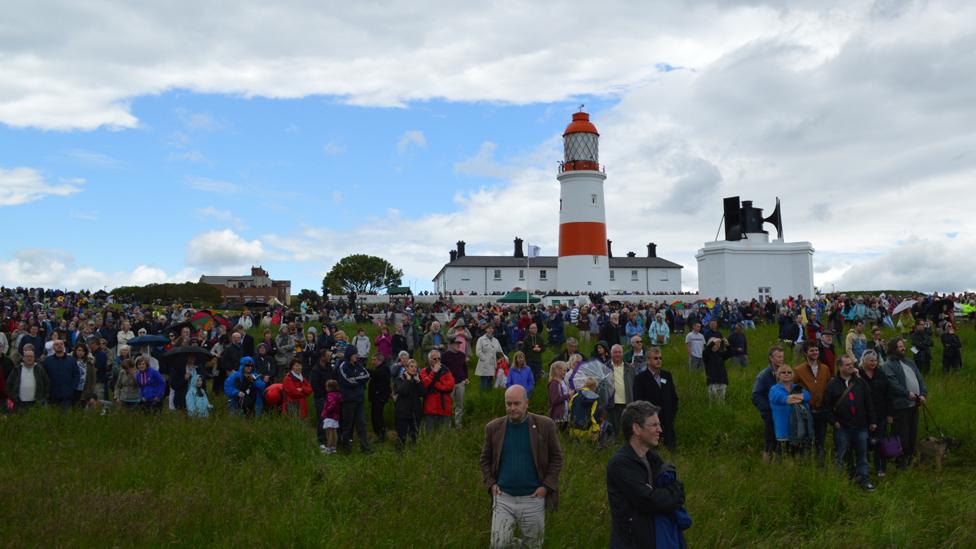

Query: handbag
[[879, 427, 903, 458]]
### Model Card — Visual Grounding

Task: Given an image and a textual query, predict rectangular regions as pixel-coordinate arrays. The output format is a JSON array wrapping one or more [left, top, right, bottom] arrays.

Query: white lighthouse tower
[[557, 111, 610, 292]]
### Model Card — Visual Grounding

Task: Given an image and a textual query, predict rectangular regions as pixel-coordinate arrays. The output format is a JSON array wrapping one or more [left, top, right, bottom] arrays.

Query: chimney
[[456, 240, 466, 258], [626, 251, 636, 258], [514, 237, 524, 258], [606, 239, 613, 258], [450, 250, 458, 262], [647, 243, 657, 258]]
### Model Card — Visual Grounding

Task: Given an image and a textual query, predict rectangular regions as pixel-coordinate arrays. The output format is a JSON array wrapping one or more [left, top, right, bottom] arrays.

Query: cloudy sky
[[1, 0, 974, 294]]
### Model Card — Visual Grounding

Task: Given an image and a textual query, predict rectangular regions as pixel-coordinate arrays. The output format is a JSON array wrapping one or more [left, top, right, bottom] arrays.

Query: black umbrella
[[126, 334, 171, 347], [165, 321, 193, 335], [161, 345, 212, 366]]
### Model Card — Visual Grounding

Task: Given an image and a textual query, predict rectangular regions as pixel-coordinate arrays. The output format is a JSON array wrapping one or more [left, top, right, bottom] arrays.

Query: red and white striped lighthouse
[[557, 111, 610, 292]]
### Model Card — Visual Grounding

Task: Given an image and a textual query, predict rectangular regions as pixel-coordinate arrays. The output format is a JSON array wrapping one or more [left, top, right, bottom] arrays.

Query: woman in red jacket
[[282, 358, 312, 419], [420, 350, 455, 431]]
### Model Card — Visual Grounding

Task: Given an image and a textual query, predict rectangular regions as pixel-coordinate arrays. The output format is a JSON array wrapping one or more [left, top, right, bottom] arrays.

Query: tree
[[297, 289, 321, 304], [323, 254, 403, 295]]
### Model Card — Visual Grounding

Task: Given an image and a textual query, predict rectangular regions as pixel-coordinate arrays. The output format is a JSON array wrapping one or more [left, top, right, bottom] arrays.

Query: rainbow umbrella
[[191, 310, 232, 332]]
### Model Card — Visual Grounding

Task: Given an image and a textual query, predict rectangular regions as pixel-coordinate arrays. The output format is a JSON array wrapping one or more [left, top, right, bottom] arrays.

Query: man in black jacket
[[824, 354, 877, 491], [607, 401, 685, 548], [368, 353, 392, 440], [216, 332, 243, 396], [310, 350, 336, 452], [632, 347, 678, 451]]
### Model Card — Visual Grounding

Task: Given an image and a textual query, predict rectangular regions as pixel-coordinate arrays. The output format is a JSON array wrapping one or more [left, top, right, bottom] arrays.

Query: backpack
[[569, 392, 598, 430]]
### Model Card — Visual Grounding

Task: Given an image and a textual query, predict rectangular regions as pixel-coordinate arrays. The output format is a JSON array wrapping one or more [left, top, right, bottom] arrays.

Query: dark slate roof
[[433, 255, 682, 280]]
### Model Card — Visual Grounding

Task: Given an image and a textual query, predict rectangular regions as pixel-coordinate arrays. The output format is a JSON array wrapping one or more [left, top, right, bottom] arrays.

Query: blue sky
[[0, 90, 618, 291], [2, 1, 975, 293]]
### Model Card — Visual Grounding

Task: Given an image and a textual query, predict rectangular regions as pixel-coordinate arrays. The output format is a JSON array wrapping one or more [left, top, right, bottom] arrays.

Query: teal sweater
[[496, 419, 540, 496]]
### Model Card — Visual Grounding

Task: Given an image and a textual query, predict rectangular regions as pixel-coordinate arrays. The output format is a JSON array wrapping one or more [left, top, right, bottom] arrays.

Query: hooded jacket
[[185, 373, 213, 418], [136, 367, 166, 401]]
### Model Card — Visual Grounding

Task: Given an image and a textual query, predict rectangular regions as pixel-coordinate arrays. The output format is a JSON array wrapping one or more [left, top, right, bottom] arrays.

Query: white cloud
[[323, 140, 346, 156], [176, 108, 224, 131], [5, 1, 976, 294], [69, 211, 99, 221], [196, 206, 245, 230], [186, 177, 239, 194], [0, 248, 195, 290], [2, 1, 840, 130], [0, 166, 85, 206], [822, 236, 976, 293], [397, 130, 427, 155], [256, 0, 976, 292], [64, 149, 120, 167], [185, 229, 267, 269], [331, 191, 343, 205], [454, 141, 514, 179], [168, 150, 206, 163]]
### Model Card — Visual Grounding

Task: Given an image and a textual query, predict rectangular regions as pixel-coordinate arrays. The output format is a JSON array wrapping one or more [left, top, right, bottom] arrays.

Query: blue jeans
[[834, 426, 869, 481]]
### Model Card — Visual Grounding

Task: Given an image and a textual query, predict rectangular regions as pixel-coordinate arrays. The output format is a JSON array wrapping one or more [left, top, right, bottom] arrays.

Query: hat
[[344, 346, 359, 360], [821, 329, 836, 336], [707, 337, 723, 346], [451, 337, 463, 344], [240, 356, 254, 369], [307, 326, 317, 334]]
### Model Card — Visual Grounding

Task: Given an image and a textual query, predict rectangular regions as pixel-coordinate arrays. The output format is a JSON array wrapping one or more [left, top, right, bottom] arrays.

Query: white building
[[432, 240, 682, 296], [431, 111, 682, 296], [696, 197, 814, 301]]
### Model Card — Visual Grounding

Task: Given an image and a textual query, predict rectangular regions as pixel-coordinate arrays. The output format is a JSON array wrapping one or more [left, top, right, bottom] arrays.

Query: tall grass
[[1, 322, 974, 547]]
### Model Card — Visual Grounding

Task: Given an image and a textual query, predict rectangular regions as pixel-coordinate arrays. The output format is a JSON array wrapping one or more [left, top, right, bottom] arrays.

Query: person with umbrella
[[162, 345, 210, 411]]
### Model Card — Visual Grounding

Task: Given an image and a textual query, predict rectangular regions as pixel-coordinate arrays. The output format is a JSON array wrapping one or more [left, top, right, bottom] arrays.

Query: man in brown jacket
[[794, 340, 832, 461], [479, 385, 563, 549]]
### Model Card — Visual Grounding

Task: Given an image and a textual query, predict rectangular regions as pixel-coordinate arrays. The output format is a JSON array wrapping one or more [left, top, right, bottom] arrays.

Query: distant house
[[200, 266, 291, 305]]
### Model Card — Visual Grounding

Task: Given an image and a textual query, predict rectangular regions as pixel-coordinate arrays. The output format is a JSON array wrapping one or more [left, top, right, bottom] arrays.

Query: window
[[493, 269, 502, 280], [518, 269, 524, 280], [560, 199, 563, 211], [631, 270, 638, 281], [660, 270, 669, 282], [609, 270, 615, 281], [591, 193, 597, 205], [539, 270, 547, 281], [758, 287, 771, 301], [461, 268, 470, 282], [593, 255, 599, 265]]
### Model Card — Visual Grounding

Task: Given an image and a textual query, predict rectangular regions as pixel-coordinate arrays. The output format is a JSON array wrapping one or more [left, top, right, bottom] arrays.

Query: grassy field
[[1, 321, 974, 548]]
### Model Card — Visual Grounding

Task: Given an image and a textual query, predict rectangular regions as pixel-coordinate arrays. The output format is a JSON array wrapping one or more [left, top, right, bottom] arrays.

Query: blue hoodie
[[136, 368, 166, 401], [185, 373, 213, 418]]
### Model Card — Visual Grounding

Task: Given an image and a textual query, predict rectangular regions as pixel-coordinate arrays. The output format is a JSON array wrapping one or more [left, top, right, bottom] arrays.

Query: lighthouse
[[557, 111, 610, 292]]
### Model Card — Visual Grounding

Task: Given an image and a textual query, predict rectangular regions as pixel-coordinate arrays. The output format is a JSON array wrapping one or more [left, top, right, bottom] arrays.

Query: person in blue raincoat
[[185, 371, 213, 418], [225, 357, 266, 417]]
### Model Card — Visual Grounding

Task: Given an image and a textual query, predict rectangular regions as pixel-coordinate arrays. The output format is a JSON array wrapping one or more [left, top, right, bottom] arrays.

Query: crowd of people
[[1, 286, 968, 545]]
